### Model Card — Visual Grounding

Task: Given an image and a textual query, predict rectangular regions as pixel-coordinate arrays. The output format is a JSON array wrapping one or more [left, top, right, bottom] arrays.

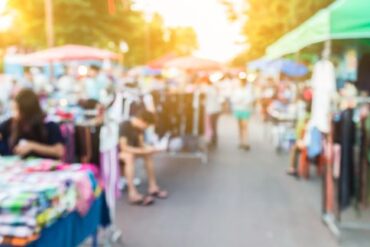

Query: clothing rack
[[151, 90, 208, 164], [96, 94, 124, 246], [322, 98, 370, 239], [48, 103, 123, 246]]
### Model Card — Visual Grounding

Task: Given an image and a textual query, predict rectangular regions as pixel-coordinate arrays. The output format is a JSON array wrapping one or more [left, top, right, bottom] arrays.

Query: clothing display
[[151, 91, 205, 138], [100, 147, 120, 214], [0, 157, 104, 246], [28, 193, 110, 247], [311, 60, 336, 133], [356, 53, 370, 95], [336, 109, 356, 209], [45, 102, 121, 212], [75, 123, 101, 165], [324, 106, 370, 215], [59, 122, 76, 163]]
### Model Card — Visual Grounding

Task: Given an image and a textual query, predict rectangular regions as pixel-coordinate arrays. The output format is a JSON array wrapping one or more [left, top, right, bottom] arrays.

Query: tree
[[223, 0, 334, 65], [1, 0, 198, 67], [165, 27, 198, 56]]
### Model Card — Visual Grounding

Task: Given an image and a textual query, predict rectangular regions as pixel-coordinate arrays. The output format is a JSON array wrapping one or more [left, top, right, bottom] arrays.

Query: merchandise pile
[[0, 157, 102, 246]]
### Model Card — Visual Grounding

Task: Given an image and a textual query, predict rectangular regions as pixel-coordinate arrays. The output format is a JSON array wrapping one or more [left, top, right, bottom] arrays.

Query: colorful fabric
[[0, 233, 38, 246], [0, 157, 103, 244]]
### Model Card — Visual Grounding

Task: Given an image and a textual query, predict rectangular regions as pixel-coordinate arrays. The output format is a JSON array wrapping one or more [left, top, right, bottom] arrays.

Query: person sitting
[[119, 109, 168, 206], [0, 89, 64, 159]]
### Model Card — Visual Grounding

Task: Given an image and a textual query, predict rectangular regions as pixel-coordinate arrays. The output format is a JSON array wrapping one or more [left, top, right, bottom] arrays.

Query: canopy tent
[[267, 0, 370, 59], [248, 58, 308, 78], [147, 53, 177, 69], [24, 45, 119, 64], [164, 56, 223, 71], [127, 66, 161, 77]]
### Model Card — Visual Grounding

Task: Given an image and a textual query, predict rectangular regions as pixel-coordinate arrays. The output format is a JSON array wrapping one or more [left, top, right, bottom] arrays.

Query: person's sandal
[[286, 170, 298, 178], [149, 189, 168, 199], [129, 195, 155, 206], [243, 145, 251, 151]]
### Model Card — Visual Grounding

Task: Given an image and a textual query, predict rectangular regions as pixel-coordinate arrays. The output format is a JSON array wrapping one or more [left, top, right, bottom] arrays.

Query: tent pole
[[323, 40, 332, 60]]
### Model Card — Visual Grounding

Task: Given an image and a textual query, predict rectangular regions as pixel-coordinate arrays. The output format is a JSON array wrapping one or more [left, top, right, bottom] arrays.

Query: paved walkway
[[115, 115, 368, 247]]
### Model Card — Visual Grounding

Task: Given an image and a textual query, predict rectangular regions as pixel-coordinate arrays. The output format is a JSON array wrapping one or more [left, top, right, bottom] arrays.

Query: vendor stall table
[[0, 157, 111, 247], [27, 193, 110, 247]]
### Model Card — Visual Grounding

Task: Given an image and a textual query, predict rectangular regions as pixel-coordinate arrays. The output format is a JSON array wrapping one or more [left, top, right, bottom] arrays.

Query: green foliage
[[0, 0, 198, 67], [166, 26, 198, 56], [227, 0, 334, 65]]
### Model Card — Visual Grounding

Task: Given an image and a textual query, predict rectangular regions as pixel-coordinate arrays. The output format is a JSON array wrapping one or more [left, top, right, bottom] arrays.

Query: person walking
[[232, 78, 253, 151], [203, 77, 222, 148]]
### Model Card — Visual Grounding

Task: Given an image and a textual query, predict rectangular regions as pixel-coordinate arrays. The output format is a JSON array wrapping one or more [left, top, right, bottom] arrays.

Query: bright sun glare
[[136, 0, 244, 62]]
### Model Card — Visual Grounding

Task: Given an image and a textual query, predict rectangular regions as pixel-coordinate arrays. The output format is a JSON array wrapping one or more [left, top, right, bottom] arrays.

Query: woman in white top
[[231, 79, 253, 150], [203, 78, 222, 147]]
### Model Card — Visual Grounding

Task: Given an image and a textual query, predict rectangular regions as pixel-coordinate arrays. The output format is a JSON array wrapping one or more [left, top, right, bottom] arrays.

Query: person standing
[[203, 77, 222, 147], [57, 66, 77, 94], [232, 78, 253, 151], [83, 65, 110, 102]]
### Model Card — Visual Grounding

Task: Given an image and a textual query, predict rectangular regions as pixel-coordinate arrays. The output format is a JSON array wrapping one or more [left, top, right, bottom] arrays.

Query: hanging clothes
[[150, 91, 206, 139], [311, 60, 336, 133], [337, 108, 356, 210], [356, 54, 370, 95], [59, 122, 76, 163], [357, 108, 370, 207], [75, 124, 101, 166]]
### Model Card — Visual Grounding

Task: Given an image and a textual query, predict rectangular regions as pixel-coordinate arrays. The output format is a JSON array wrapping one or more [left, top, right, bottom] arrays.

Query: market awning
[[164, 56, 223, 71], [248, 58, 308, 78], [267, 0, 370, 59], [24, 45, 119, 63], [147, 53, 177, 69]]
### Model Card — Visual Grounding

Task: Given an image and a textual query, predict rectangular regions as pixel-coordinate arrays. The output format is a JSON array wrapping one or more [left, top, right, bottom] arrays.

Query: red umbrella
[[147, 53, 177, 69], [25, 45, 119, 63], [164, 56, 223, 71]]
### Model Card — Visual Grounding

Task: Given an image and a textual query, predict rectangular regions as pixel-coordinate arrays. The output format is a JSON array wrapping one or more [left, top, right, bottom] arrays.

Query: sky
[[134, 0, 245, 62]]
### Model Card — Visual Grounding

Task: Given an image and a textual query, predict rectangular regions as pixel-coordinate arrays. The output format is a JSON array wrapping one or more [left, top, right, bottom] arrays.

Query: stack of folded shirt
[[0, 157, 102, 246]]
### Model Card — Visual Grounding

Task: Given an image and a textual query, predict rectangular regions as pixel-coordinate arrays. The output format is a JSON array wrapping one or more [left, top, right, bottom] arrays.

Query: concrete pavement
[[114, 115, 368, 247]]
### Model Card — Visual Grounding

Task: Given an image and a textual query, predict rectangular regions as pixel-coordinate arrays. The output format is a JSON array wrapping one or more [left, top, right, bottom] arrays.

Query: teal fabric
[[26, 193, 110, 247], [234, 110, 251, 120]]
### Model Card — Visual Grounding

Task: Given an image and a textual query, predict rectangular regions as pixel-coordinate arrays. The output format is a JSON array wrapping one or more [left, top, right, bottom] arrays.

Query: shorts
[[234, 110, 251, 120]]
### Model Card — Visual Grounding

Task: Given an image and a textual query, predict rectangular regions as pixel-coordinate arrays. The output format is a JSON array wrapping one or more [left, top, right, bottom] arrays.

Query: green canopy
[[267, 0, 370, 59]]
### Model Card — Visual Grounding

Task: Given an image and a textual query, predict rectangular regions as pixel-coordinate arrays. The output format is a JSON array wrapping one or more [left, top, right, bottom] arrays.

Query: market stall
[[164, 56, 223, 72], [248, 58, 308, 78], [0, 157, 110, 247], [265, 0, 370, 238], [266, 0, 370, 60], [4, 45, 119, 78]]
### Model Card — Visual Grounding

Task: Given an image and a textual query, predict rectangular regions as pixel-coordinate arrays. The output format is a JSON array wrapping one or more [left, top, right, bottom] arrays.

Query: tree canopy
[[223, 0, 334, 65], [0, 0, 198, 67]]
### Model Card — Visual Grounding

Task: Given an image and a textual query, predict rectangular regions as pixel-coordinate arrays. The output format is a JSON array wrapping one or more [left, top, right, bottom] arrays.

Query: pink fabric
[[100, 147, 120, 213], [324, 141, 333, 164], [205, 115, 213, 142], [74, 173, 94, 216], [333, 144, 341, 179], [24, 45, 118, 63]]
